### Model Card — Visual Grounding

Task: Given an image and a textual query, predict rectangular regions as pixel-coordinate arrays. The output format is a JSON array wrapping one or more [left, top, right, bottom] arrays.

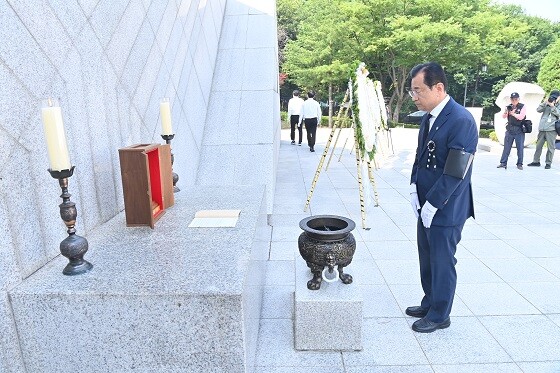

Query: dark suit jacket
[[410, 97, 478, 227]]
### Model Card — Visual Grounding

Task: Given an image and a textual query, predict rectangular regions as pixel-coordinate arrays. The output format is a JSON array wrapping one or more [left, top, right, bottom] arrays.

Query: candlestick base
[[173, 172, 180, 193], [48, 167, 93, 276], [161, 134, 180, 193], [61, 234, 93, 276]]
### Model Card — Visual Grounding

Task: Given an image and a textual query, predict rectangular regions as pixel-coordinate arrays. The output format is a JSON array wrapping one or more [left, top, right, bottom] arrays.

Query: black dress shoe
[[405, 306, 429, 318], [497, 164, 507, 169], [527, 162, 540, 167], [412, 317, 451, 333]]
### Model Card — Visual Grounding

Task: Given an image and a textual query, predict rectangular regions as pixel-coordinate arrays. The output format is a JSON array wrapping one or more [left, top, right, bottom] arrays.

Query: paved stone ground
[[254, 127, 560, 373]]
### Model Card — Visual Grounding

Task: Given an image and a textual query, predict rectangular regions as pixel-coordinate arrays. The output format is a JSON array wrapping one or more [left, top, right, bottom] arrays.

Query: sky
[[493, 0, 560, 22]]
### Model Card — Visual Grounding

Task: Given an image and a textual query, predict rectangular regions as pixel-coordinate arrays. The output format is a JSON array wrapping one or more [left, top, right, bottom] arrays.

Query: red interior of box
[[147, 148, 164, 219]]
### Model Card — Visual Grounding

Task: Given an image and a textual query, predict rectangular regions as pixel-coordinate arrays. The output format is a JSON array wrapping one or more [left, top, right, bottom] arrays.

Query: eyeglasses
[[407, 89, 423, 98], [408, 83, 441, 98]]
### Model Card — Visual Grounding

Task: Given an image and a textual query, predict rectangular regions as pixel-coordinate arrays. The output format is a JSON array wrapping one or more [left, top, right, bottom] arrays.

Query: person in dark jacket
[[497, 92, 527, 170], [408, 62, 478, 333]]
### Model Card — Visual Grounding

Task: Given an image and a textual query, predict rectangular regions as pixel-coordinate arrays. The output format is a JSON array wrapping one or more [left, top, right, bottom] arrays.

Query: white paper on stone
[[188, 209, 241, 228]]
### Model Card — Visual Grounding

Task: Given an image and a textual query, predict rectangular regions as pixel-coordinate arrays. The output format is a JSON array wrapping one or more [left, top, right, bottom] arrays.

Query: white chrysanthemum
[[374, 80, 388, 127], [355, 64, 377, 152]]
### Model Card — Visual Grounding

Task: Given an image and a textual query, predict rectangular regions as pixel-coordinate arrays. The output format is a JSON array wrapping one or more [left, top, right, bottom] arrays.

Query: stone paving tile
[[459, 239, 525, 259], [549, 313, 560, 327], [254, 319, 344, 368], [388, 284, 474, 317], [265, 260, 294, 286], [256, 129, 560, 371], [505, 239, 560, 258], [533, 257, 560, 279], [269, 241, 297, 261], [272, 225, 305, 242], [366, 240, 417, 260], [255, 367, 343, 373], [261, 285, 293, 319], [507, 282, 560, 314], [348, 260, 386, 285], [431, 363, 522, 373], [455, 258, 505, 284], [359, 284, 403, 318], [269, 213, 311, 227], [408, 316, 512, 364], [459, 223, 498, 240], [342, 318, 428, 366], [456, 283, 539, 315], [482, 258, 559, 283], [516, 362, 560, 373], [346, 366, 434, 373], [478, 224, 541, 240], [375, 259, 421, 285], [479, 315, 560, 361]]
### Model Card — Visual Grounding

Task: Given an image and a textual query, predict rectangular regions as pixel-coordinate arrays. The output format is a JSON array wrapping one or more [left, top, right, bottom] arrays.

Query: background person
[[300, 91, 322, 152], [527, 89, 560, 169], [408, 62, 478, 333], [497, 92, 526, 170], [287, 90, 304, 145]]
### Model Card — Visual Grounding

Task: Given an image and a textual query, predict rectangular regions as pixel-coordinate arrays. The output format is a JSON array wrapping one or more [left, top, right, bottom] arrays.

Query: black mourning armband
[[443, 149, 474, 179]]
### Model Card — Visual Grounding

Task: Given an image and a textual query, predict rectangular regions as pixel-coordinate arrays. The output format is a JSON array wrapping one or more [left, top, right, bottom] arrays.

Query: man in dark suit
[[407, 62, 478, 333]]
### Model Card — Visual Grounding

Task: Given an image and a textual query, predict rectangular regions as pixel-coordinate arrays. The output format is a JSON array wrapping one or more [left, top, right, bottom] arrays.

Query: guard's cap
[[510, 92, 520, 99]]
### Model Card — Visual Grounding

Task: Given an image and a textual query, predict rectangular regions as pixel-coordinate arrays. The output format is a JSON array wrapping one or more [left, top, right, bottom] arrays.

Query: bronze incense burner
[[298, 215, 356, 290]]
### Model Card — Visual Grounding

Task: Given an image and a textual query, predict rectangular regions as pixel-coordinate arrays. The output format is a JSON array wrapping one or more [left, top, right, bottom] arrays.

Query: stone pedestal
[[294, 259, 363, 351], [9, 186, 268, 373]]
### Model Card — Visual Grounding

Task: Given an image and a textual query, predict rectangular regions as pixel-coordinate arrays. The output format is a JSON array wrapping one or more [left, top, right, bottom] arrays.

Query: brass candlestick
[[161, 134, 180, 192], [49, 166, 93, 275]]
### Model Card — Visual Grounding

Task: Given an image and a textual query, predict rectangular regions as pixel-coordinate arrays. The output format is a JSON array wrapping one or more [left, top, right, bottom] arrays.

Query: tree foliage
[[538, 38, 560, 93], [278, 0, 559, 121]]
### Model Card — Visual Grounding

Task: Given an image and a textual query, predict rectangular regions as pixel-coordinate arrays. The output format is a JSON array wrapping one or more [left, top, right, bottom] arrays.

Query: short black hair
[[293, 90, 300, 96], [307, 91, 315, 98], [409, 62, 448, 90]]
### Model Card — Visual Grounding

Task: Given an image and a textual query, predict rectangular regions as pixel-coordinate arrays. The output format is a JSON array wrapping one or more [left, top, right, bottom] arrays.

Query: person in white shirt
[[287, 90, 304, 145], [300, 91, 322, 152]]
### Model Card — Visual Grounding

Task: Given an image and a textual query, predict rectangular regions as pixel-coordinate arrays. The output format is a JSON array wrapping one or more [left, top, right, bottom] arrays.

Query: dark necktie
[[422, 114, 432, 144]]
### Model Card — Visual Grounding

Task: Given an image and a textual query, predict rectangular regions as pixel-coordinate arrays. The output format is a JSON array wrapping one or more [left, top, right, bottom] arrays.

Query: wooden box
[[118, 144, 174, 228]]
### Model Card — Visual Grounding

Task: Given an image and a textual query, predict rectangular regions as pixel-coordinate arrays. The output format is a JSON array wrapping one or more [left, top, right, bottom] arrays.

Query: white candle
[[160, 99, 173, 135], [41, 100, 71, 171]]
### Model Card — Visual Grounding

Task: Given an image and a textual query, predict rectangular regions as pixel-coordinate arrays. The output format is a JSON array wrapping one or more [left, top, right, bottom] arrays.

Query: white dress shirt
[[287, 96, 304, 117], [300, 98, 322, 123], [428, 95, 450, 130]]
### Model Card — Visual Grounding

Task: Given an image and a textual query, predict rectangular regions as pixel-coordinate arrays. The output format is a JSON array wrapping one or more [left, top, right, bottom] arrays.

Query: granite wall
[[0, 0, 226, 370]]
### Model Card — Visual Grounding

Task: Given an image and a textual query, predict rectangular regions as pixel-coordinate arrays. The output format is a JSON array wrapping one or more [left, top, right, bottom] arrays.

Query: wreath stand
[[303, 79, 380, 230]]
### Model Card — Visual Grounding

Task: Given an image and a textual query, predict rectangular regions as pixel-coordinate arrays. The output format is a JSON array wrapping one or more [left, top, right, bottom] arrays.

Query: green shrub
[[489, 131, 498, 142], [479, 129, 493, 138]]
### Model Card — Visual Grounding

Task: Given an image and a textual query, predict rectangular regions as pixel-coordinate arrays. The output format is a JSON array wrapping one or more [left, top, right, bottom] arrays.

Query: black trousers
[[416, 219, 464, 323], [290, 115, 302, 143], [304, 118, 318, 148]]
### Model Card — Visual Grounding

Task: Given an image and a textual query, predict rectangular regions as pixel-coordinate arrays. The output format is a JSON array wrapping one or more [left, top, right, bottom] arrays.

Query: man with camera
[[527, 90, 560, 169], [497, 92, 527, 170]]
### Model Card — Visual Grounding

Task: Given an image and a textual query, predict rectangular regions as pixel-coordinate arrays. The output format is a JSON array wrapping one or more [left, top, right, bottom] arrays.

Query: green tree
[[282, 0, 360, 125], [278, 0, 559, 122], [538, 38, 560, 93]]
